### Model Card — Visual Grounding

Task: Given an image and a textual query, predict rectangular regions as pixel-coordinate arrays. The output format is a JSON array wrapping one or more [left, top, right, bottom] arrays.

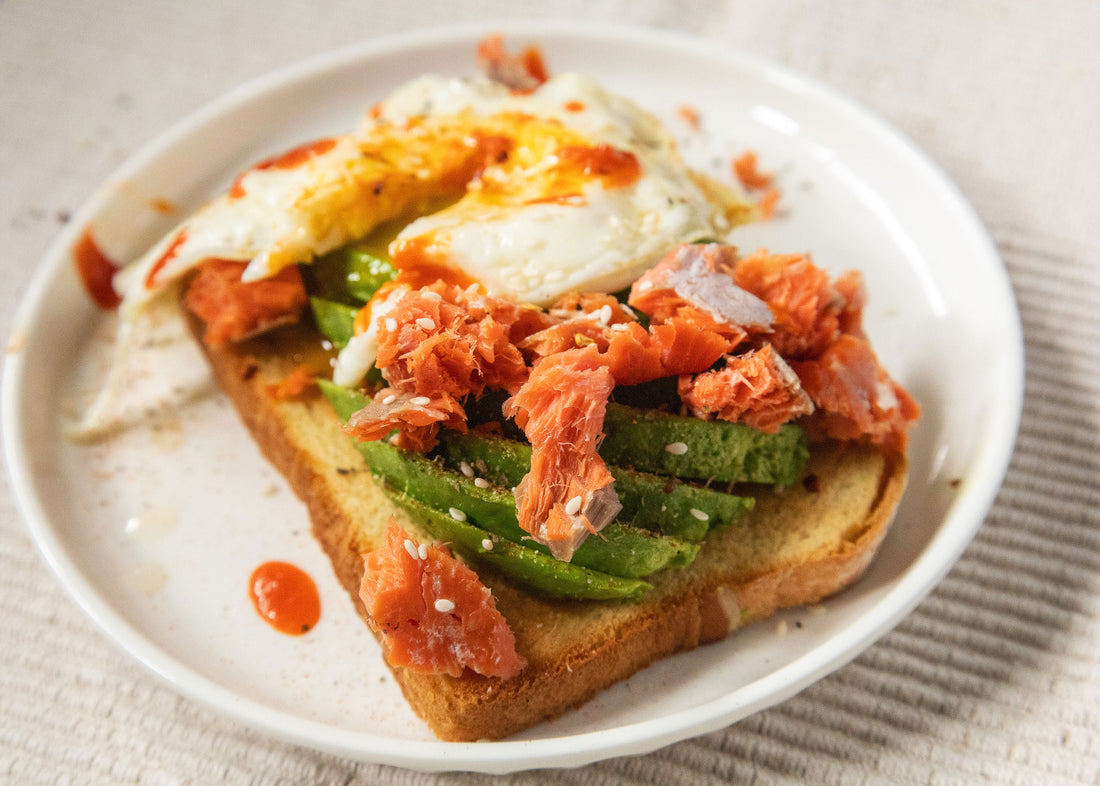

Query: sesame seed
[[481, 538, 494, 551], [403, 539, 419, 559], [416, 317, 436, 330], [690, 508, 710, 521], [328, 357, 337, 368], [665, 441, 689, 455], [422, 291, 442, 301], [418, 543, 429, 560], [473, 477, 490, 489], [385, 317, 398, 331], [564, 495, 583, 515], [434, 598, 455, 613], [458, 461, 474, 478], [610, 322, 628, 332], [347, 272, 361, 282], [598, 304, 612, 325], [320, 339, 333, 351], [410, 396, 431, 406], [449, 507, 467, 522], [381, 394, 397, 405]]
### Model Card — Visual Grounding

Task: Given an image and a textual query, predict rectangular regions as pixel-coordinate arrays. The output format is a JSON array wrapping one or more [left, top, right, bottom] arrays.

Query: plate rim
[[1, 18, 1023, 773]]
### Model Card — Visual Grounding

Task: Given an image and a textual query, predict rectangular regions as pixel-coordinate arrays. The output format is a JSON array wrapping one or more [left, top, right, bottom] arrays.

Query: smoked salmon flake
[[343, 241, 918, 563], [359, 522, 526, 679], [184, 259, 307, 345], [678, 344, 814, 433], [791, 334, 920, 453], [503, 345, 621, 561]]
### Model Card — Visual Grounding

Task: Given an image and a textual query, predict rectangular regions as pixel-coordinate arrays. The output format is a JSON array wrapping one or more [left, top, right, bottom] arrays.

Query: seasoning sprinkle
[[403, 539, 419, 559], [449, 507, 467, 522], [418, 543, 429, 560], [689, 508, 710, 521], [422, 291, 442, 301], [434, 598, 455, 613], [473, 477, 490, 489], [381, 394, 397, 405], [665, 441, 689, 455], [410, 396, 431, 406], [385, 317, 398, 332], [481, 538, 494, 552], [459, 461, 474, 478], [564, 495, 583, 516], [416, 317, 436, 331]]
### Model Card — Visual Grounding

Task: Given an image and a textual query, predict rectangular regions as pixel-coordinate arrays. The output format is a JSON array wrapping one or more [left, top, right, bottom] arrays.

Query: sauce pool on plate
[[249, 561, 321, 635]]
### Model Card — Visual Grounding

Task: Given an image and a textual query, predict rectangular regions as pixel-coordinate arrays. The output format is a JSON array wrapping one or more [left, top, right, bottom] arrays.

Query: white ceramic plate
[[2, 21, 1022, 773]]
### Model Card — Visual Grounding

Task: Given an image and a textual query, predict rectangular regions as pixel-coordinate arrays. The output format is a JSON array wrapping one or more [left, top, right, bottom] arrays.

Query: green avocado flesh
[[318, 381, 809, 600]]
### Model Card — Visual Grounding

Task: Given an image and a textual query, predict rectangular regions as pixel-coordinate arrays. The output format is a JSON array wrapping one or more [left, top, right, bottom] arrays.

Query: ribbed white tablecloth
[[3, 1, 1098, 783]]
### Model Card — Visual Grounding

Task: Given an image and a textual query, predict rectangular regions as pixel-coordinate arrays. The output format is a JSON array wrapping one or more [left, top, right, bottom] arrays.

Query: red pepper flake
[[733, 150, 773, 190], [802, 473, 820, 493], [756, 187, 781, 220], [677, 104, 701, 130]]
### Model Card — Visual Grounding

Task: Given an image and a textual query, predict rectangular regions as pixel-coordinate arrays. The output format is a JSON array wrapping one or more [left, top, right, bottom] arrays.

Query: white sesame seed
[[564, 495, 583, 515], [328, 357, 337, 368], [422, 291, 442, 301], [473, 477, 490, 489], [665, 441, 689, 455], [418, 543, 429, 560], [434, 598, 455, 613], [416, 317, 436, 331], [598, 304, 612, 325], [384, 317, 398, 332], [690, 508, 710, 521], [320, 339, 333, 351], [410, 396, 431, 406], [610, 322, 628, 332], [481, 538, 494, 551], [449, 507, 467, 522], [403, 539, 419, 559], [636, 279, 653, 293], [381, 394, 397, 405], [458, 461, 474, 478]]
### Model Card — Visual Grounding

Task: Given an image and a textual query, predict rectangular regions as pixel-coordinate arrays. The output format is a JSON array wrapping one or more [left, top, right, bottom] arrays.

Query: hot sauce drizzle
[[72, 229, 121, 309], [390, 235, 479, 290], [556, 144, 641, 189], [229, 137, 338, 199], [144, 228, 190, 289], [249, 561, 321, 636]]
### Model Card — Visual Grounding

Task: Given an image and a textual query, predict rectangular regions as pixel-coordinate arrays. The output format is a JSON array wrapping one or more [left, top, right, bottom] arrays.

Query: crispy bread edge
[[197, 322, 908, 742]]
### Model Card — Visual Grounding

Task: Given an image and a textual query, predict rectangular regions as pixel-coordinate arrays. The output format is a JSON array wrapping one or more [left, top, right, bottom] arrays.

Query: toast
[[197, 318, 908, 741]]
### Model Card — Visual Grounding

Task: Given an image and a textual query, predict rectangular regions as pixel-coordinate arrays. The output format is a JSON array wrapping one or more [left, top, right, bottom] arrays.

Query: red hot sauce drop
[[73, 229, 121, 309], [249, 561, 321, 636]]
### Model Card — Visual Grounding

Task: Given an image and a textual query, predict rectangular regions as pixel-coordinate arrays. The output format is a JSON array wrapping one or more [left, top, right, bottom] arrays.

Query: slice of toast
[[199, 320, 908, 741]]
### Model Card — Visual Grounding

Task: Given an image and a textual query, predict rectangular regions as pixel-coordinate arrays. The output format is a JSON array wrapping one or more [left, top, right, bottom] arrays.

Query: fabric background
[[2, 1, 1098, 783]]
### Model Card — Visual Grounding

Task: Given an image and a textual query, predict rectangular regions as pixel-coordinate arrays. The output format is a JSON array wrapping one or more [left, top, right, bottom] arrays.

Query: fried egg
[[115, 71, 747, 314]]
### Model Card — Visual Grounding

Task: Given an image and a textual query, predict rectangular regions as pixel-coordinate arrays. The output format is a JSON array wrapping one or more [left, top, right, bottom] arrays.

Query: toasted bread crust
[[197, 321, 908, 741]]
